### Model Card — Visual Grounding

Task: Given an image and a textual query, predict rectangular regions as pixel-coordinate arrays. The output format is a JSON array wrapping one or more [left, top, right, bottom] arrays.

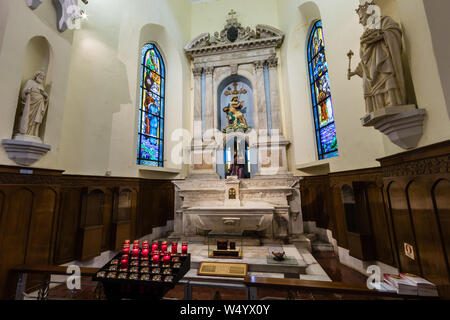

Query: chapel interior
[[0, 0, 449, 301]]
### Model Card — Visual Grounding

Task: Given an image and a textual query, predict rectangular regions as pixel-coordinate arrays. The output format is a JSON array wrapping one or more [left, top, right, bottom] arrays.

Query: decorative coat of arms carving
[[185, 10, 284, 58]]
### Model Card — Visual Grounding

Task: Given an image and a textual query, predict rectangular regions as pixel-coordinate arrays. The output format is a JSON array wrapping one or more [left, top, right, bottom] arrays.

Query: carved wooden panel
[[78, 225, 103, 261], [113, 221, 131, 250], [386, 182, 421, 275], [54, 188, 81, 264], [433, 179, 450, 277], [330, 185, 348, 248], [78, 189, 105, 260], [366, 183, 395, 265], [0, 188, 33, 299], [408, 181, 449, 286], [117, 189, 132, 221], [432, 179, 450, 296], [25, 188, 57, 265], [101, 188, 114, 251]]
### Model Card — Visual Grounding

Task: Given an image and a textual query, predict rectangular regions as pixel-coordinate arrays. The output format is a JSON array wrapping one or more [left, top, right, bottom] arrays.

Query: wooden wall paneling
[[112, 188, 133, 249], [347, 182, 376, 261], [407, 180, 449, 286], [366, 183, 395, 265], [24, 187, 59, 294], [432, 179, 450, 277], [101, 188, 114, 251], [130, 188, 138, 239], [300, 185, 311, 221], [138, 180, 175, 238], [341, 184, 358, 233], [54, 188, 82, 264], [25, 187, 58, 265], [432, 178, 450, 297], [0, 190, 4, 223], [77, 188, 105, 261], [325, 184, 337, 235], [330, 184, 348, 248], [386, 181, 421, 275], [0, 188, 33, 299]]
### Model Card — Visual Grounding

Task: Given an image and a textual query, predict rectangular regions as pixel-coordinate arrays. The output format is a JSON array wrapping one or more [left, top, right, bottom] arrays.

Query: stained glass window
[[137, 43, 165, 167], [307, 21, 338, 160]]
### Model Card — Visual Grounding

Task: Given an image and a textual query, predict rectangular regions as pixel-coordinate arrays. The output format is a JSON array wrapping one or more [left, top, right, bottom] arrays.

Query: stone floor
[[187, 243, 331, 281]]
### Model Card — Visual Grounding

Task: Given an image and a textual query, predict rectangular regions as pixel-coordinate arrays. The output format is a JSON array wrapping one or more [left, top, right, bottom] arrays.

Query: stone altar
[[173, 10, 303, 242], [173, 175, 302, 240]]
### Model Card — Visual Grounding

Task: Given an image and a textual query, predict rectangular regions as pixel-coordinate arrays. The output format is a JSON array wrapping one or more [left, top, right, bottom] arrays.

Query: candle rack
[[93, 241, 190, 300]]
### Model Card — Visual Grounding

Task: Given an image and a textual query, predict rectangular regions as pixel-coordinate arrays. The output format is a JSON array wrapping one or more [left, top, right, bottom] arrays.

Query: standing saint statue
[[17, 71, 49, 138], [348, 1, 407, 114]]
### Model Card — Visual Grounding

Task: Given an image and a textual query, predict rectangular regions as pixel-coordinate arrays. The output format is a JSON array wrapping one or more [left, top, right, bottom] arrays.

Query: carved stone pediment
[[185, 10, 284, 58]]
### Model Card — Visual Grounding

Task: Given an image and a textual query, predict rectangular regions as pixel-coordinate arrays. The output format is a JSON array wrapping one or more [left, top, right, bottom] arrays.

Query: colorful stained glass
[[308, 21, 338, 160], [137, 44, 165, 167]]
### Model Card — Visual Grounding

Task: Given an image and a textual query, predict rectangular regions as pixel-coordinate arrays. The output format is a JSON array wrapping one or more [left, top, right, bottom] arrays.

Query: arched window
[[137, 43, 165, 166], [307, 21, 338, 160]]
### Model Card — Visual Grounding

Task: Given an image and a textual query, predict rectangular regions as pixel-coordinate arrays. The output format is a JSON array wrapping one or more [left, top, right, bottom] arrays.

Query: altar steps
[[304, 233, 335, 253]]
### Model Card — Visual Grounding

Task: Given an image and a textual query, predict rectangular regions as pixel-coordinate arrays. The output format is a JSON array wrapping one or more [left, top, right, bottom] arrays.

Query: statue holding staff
[[348, 1, 407, 114]]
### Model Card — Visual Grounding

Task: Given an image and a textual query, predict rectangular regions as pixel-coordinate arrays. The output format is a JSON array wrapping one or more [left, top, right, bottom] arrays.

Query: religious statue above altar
[[222, 82, 250, 133]]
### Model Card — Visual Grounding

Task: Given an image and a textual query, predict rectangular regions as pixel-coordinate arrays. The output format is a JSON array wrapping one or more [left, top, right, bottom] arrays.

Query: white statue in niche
[[347, 1, 407, 114], [17, 71, 49, 139]]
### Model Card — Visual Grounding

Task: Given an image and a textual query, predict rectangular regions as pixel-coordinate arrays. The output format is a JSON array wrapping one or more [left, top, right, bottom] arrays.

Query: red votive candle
[[163, 253, 171, 262], [151, 242, 158, 253], [171, 242, 178, 254], [181, 242, 188, 255], [123, 246, 130, 254], [120, 257, 128, 268], [152, 254, 160, 263], [132, 247, 139, 257], [124, 240, 131, 246], [142, 240, 149, 246], [161, 241, 168, 253], [141, 248, 149, 258]]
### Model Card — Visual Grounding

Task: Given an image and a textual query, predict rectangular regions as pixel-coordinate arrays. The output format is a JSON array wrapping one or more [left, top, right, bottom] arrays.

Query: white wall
[[278, 0, 385, 174], [0, 0, 448, 177], [0, 0, 74, 169], [278, 0, 450, 173], [55, 0, 192, 178], [423, 0, 450, 120]]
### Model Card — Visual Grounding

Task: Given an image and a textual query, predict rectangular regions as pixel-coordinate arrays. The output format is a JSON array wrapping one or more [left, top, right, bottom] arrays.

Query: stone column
[[267, 55, 282, 135], [254, 60, 268, 134], [204, 66, 215, 137], [192, 66, 203, 141]]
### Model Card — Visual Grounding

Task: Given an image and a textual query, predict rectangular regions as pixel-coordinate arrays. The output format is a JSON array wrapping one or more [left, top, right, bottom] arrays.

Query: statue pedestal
[[189, 139, 220, 179], [361, 105, 426, 150], [255, 135, 290, 176], [2, 138, 51, 166]]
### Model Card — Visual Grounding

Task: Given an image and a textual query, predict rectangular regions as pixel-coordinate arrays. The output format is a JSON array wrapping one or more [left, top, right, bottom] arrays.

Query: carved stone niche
[[2, 37, 52, 166]]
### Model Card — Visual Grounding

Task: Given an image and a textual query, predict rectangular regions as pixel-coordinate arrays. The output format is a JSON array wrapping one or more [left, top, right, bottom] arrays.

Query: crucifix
[[228, 9, 237, 21], [224, 82, 247, 97]]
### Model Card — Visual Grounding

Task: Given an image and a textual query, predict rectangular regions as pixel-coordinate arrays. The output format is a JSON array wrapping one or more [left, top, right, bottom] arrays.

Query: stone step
[[311, 241, 334, 252], [304, 233, 318, 243]]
